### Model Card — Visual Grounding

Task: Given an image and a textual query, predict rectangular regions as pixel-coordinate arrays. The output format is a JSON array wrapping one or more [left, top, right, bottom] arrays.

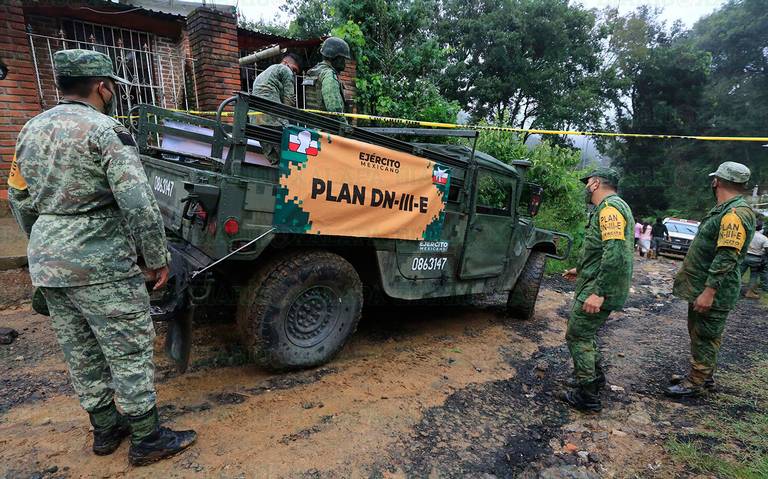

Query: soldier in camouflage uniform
[[561, 167, 634, 412], [251, 53, 302, 163], [8, 49, 196, 466], [667, 162, 756, 397], [303, 37, 350, 124]]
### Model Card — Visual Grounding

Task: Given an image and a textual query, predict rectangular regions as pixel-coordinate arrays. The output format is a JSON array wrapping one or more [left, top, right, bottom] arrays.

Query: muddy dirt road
[[1, 258, 766, 478]]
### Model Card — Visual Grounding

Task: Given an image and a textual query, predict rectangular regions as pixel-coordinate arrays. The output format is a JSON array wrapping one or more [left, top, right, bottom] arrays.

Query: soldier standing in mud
[[667, 162, 756, 397], [561, 167, 635, 412], [8, 49, 196, 466], [303, 37, 351, 123]]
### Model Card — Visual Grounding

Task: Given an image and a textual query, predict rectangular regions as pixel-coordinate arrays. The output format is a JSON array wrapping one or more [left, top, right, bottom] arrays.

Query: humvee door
[[459, 169, 516, 279]]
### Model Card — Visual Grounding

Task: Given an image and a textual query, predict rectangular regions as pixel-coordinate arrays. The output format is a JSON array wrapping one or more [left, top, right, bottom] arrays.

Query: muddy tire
[[236, 251, 363, 370], [506, 251, 546, 320]]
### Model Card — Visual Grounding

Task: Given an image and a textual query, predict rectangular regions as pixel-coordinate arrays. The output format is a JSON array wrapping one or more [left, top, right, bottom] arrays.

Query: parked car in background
[[659, 218, 700, 257]]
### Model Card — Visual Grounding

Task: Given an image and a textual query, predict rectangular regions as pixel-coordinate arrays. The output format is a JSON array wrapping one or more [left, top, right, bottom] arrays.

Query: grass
[[665, 355, 768, 478]]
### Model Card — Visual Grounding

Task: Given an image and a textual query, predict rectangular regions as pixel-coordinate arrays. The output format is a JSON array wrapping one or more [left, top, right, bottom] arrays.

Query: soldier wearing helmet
[[8, 49, 196, 465], [302, 37, 351, 123], [667, 161, 756, 397]]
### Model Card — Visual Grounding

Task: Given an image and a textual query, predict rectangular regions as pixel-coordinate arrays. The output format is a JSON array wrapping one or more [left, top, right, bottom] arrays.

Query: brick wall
[[186, 7, 240, 113], [0, 1, 42, 198], [338, 59, 357, 112], [154, 34, 191, 110]]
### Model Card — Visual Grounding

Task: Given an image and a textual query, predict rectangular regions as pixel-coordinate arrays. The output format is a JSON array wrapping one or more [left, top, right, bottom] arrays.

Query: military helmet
[[708, 161, 751, 184], [580, 166, 620, 186], [54, 49, 130, 84], [320, 37, 351, 60]]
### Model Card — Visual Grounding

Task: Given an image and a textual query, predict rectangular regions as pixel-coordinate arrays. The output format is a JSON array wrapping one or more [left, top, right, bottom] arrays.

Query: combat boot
[[744, 289, 760, 299], [669, 374, 715, 391], [127, 407, 197, 467], [565, 364, 606, 390], [89, 402, 130, 455], [665, 378, 704, 398], [559, 380, 602, 412]]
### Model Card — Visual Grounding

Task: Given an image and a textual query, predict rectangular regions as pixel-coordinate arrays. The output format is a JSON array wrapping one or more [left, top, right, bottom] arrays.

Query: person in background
[[638, 222, 653, 257], [741, 220, 768, 299], [250, 53, 302, 163], [634, 221, 642, 250], [302, 37, 351, 123], [651, 217, 670, 258]]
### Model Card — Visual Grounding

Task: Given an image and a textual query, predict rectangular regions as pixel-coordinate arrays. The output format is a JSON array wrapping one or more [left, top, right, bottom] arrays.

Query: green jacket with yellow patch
[[575, 193, 635, 310], [673, 195, 755, 311]]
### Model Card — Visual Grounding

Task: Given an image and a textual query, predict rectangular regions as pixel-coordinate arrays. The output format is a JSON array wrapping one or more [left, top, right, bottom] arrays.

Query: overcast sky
[[229, 0, 727, 27]]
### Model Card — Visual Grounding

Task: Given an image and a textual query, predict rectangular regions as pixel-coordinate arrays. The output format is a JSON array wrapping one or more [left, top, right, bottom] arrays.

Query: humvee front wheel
[[506, 251, 546, 320], [236, 251, 363, 370]]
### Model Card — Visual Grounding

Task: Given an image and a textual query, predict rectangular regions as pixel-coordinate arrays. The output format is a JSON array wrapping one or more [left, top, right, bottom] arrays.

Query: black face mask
[[97, 83, 117, 116], [331, 57, 347, 72], [584, 180, 598, 204]]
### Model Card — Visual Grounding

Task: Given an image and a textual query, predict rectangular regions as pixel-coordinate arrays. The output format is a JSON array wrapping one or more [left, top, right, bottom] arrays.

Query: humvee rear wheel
[[236, 251, 363, 370], [506, 251, 546, 320]]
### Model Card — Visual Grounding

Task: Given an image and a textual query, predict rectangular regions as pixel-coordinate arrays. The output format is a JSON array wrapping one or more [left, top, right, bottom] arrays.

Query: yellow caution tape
[[118, 108, 768, 142]]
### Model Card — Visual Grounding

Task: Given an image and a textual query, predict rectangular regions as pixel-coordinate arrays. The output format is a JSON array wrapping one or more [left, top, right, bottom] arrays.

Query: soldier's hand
[[562, 268, 578, 281], [582, 294, 604, 314], [151, 266, 170, 291], [693, 288, 716, 313]]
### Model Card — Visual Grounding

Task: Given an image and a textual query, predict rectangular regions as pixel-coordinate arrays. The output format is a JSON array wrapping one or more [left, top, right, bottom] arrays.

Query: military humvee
[[135, 92, 571, 372]]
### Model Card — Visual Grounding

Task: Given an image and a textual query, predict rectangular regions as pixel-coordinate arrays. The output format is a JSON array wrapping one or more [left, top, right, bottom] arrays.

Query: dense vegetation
[[248, 0, 767, 250]]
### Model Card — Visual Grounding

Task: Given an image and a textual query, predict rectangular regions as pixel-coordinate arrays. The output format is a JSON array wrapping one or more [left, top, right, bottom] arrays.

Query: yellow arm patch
[[717, 209, 746, 250], [7, 154, 27, 190], [599, 205, 626, 241]]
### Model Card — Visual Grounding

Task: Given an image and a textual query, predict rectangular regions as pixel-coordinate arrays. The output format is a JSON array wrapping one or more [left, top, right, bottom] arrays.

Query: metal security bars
[[27, 20, 198, 123]]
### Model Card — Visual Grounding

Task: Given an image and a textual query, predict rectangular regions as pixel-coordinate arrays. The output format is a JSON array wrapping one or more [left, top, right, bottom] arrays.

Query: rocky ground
[[0, 257, 766, 478]]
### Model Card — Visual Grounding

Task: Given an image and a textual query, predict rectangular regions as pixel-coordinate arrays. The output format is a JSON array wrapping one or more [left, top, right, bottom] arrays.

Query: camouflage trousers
[[41, 275, 156, 416], [686, 304, 729, 385], [566, 301, 612, 385]]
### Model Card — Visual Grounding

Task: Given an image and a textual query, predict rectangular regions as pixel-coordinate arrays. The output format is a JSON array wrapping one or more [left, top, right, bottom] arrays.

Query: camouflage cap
[[708, 161, 751, 184], [580, 166, 620, 185], [54, 49, 130, 84]]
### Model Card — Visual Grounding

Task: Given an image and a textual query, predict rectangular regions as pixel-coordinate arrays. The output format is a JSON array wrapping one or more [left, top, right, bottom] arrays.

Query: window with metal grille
[[61, 20, 160, 115]]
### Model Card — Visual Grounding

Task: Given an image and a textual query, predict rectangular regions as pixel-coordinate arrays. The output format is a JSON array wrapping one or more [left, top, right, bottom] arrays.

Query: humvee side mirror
[[519, 182, 543, 217]]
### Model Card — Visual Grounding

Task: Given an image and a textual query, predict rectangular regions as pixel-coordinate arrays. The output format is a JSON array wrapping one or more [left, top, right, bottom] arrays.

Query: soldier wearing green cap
[[8, 49, 195, 465], [667, 161, 756, 397], [302, 37, 351, 123], [560, 166, 635, 412]]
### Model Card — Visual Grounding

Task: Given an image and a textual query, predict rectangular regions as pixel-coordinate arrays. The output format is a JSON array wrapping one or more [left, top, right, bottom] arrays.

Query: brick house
[[0, 0, 357, 198]]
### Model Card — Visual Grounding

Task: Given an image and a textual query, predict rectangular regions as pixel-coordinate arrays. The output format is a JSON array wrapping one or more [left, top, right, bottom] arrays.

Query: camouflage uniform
[[303, 61, 347, 123], [9, 50, 167, 417], [251, 63, 296, 162], [568, 169, 635, 386], [672, 164, 755, 386]]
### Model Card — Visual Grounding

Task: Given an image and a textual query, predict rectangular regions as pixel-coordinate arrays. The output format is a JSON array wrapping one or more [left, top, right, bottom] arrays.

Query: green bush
[[475, 131, 587, 273]]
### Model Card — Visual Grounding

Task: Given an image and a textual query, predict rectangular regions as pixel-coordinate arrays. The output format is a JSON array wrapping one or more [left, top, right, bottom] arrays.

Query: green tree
[[692, 0, 768, 200], [600, 8, 712, 216], [281, 0, 459, 122], [436, 0, 616, 140]]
